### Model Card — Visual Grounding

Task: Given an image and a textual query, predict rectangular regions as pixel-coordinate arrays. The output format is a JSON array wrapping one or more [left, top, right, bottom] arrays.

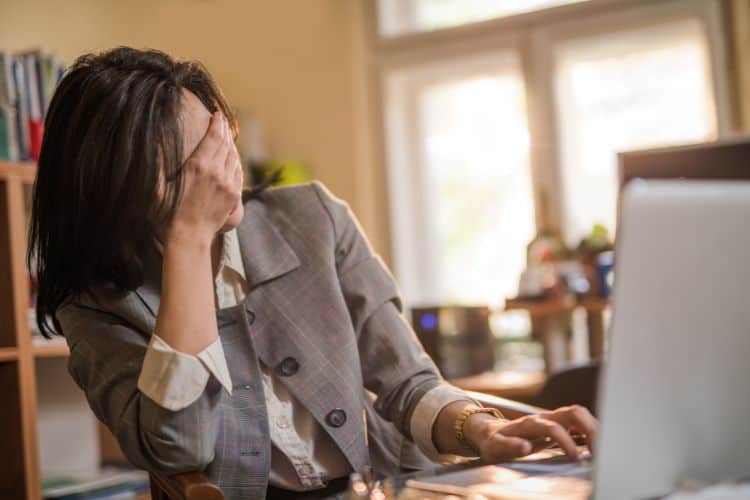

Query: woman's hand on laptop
[[464, 405, 597, 462]]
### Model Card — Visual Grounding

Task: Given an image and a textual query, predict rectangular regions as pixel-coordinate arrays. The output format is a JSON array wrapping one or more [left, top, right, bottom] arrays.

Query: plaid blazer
[[57, 181, 446, 499]]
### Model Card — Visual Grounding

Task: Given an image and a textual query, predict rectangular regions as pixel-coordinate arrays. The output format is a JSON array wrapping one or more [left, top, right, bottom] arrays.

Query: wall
[[734, 0, 750, 131], [0, 0, 390, 257]]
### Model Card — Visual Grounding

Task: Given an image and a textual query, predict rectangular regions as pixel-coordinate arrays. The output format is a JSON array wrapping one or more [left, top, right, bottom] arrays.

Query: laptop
[[593, 180, 750, 499], [408, 181, 750, 499]]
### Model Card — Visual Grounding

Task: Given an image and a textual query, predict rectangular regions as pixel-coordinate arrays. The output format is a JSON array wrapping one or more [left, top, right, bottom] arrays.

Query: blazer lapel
[[236, 198, 301, 291]]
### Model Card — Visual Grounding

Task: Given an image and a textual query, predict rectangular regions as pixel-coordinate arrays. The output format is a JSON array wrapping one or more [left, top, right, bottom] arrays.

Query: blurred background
[[1, 1, 749, 498]]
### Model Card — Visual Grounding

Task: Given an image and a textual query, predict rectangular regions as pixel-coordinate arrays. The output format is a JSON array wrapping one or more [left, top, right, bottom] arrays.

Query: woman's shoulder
[[247, 180, 341, 209], [244, 180, 351, 231]]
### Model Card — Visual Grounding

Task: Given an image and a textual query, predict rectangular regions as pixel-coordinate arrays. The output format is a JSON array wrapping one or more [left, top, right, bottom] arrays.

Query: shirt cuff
[[410, 383, 479, 462], [137, 334, 233, 411]]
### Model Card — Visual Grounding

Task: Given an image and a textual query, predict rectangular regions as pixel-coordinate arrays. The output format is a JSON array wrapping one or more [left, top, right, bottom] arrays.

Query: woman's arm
[[59, 305, 224, 473], [155, 110, 240, 355], [312, 181, 598, 463]]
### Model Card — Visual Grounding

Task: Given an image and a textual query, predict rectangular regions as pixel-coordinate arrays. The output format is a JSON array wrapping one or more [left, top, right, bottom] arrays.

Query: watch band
[[453, 407, 504, 451]]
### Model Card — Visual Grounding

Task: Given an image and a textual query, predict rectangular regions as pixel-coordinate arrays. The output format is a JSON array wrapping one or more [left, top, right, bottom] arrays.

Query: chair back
[[533, 361, 601, 415], [149, 472, 225, 500]]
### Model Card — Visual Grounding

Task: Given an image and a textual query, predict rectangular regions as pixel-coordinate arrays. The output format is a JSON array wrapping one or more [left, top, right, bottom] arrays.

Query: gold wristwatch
[[453, 407, 505, 451]]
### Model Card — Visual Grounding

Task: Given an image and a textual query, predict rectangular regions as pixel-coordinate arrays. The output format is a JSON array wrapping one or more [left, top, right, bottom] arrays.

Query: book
[[11, 56, 30, 160], [0, 52, 19, 161], [2, 104, 20, 161], [0, 52, 15, 105], [0, 106, 9, 159], [0, 50, 65, 161], [42, 466, 148, 499]]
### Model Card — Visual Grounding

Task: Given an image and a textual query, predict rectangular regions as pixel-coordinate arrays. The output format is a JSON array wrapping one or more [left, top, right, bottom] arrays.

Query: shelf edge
[[0, 161, 37, 184], [0, 346, 20, 362]]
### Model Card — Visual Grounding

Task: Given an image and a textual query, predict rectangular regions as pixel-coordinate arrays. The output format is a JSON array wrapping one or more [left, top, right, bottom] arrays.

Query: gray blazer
[[57, 181, 447, 499]]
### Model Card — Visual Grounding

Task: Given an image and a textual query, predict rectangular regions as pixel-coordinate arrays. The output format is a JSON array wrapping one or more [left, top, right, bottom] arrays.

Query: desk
[[390, 447, 591, 500], [450, 370, 546, 403], [504, 297, 608, 373]]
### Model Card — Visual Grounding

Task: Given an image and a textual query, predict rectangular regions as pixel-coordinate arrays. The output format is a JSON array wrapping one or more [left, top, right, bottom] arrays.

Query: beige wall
[[0, 0, 391, 256], [734, 0, 750, 131]]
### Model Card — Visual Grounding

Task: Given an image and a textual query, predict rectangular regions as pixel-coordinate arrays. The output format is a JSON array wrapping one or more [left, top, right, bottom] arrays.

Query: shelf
[[0, 347, 19, 362], [0, 161, 37, 184], [32, 338, 69, 358], [504, 296, 610, 316]]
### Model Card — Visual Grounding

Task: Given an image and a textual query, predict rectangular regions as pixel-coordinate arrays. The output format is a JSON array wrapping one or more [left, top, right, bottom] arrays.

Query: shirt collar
[[152, 228, 247, 281], [219, 228, 247, 281]]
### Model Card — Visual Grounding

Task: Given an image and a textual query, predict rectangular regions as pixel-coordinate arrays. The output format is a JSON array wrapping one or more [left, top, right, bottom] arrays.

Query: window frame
[[366, 0, 736, 304]]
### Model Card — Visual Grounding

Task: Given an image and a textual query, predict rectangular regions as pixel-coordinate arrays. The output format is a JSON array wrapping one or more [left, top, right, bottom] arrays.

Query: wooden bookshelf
[[1, 160, 130, 500], [0, 160, 40, 500]]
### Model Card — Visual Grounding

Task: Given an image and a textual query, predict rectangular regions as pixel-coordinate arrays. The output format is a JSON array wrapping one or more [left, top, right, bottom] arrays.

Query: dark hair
[[28, 47, 273, 337]]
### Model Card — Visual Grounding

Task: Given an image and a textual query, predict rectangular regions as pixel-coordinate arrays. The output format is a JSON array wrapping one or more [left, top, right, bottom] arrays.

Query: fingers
[[211, 115, 232, 164], [217, 116, 242, 194], [543, 405, 598, 451], [224, 143, 243, 194], [191, 111, 226, 162], [504, 416, 581, 460], [481, 433, 533, 463], [531, 418, 580, 460], [480, 407, 598, 464]]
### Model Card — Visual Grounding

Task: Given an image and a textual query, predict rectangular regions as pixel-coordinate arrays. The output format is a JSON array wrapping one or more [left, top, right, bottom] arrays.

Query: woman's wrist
[[164, 220, 214, 251]]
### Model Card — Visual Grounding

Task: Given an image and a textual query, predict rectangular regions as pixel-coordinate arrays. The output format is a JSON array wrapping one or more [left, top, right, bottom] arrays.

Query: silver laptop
[[594, 180, 750, 499]]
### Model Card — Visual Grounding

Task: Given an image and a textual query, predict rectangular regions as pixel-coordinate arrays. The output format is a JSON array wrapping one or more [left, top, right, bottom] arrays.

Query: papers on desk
[[663, 483, 750, 500], [406, 448, 592, 500]]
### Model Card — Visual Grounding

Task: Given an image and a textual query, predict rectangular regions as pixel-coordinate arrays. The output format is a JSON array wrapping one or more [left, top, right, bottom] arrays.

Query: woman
[[29, 47, 596, 500]]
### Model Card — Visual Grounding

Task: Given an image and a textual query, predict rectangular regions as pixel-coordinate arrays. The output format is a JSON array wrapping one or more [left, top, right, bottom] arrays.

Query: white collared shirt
[[137, 229, 468, 490]]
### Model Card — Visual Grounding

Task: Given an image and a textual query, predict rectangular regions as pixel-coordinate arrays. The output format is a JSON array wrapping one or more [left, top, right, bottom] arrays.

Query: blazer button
[[326, 408, 347, 428], [278, 357, 299, 376], [246, 309, 256, 325]]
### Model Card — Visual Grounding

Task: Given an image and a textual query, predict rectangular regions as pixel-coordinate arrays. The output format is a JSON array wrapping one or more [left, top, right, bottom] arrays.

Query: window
[[386, 52, 535, 306], [553, 19, 718, 245], [378, 0, 588, 36], [377, 0, 730, 306]]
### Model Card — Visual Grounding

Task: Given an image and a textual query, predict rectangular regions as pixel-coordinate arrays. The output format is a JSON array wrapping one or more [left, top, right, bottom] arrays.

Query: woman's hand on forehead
[[167, 110, 243, 243]]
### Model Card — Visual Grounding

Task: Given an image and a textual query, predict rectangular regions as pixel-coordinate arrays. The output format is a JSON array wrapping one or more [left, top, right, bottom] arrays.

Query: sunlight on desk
[[450, 370, 546, 401]]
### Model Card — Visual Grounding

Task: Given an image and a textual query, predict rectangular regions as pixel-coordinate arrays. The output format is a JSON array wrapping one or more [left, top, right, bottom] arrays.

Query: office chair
[[532, 361, 601, 416]]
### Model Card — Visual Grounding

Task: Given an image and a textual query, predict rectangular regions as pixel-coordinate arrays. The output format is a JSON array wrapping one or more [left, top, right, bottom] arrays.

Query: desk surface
[[450, 370, 546, 401], [394, 447, 591, 500]]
